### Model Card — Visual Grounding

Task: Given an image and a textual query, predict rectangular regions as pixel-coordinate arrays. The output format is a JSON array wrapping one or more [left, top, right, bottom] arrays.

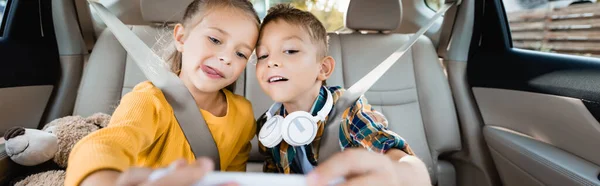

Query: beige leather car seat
[[74, 0, 461, 185]]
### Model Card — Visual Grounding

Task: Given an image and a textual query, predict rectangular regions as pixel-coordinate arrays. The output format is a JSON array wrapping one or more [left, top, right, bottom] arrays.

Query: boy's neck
[[282, 84, 322, 114]]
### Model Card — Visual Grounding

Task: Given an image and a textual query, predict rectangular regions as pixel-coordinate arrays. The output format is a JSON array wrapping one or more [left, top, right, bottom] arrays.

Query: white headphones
[[258, 87, 334, 148]]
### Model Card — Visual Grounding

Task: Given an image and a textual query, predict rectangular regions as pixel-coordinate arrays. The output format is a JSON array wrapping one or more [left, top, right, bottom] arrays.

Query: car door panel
[[469, 49, 600, 103], [485, 126, 600, 186], [0, 0, 60, 132], [0, 85, 53, 129], [0, 0, 60, 183], [468, 0, 600, 185], [487, 144, 546, 186], [474, 87, 600, 166], [0, 143, 16, 185]]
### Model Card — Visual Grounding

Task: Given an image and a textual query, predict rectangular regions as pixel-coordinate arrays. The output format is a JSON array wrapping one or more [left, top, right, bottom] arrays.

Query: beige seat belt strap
[[88, 1, 221, 170], [437, 0, 462, 58], [319, 0, 461, 162], [74, 0, 96, 52]]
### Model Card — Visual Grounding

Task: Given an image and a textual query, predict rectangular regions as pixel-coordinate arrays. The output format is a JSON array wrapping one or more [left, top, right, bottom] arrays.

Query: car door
[[0, 0, 63, 183], [468, 0, 600, 185], [0, 0, 60, 132]]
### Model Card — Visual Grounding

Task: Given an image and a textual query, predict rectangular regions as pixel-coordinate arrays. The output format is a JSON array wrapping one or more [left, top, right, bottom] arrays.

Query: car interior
[[0, 0, 599, 185]]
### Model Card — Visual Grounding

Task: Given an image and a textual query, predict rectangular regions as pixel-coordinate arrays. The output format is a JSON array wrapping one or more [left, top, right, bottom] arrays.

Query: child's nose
[[267, 60, 280, 68], [219, 56, 231, 65]]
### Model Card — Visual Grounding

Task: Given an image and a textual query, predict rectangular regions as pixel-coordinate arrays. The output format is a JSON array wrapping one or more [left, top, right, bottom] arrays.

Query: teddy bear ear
[[4, 127, 26, 140], [86, 113, 111, 128]]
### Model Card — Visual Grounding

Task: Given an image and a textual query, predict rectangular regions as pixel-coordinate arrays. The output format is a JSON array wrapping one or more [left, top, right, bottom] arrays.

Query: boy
[[254, 4, 431, 186]]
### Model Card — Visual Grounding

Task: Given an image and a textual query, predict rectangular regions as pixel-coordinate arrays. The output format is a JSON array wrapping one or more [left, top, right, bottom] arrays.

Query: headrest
[[140, 0, 194, 23], [345, 0, 403, 31]]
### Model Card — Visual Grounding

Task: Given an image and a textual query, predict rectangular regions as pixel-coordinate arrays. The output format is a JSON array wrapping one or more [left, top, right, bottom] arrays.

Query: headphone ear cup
[[281, 112, 318, 146], [258, 115, 284, 148]]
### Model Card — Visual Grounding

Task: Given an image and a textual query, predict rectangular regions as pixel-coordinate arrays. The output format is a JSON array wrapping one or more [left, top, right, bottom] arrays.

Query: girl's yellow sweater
[[65, 81, 256, 186]]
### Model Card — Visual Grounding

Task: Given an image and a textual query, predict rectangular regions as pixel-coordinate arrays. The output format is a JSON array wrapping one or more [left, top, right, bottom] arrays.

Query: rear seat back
[[74, 25, 160, 116], [246, 0, 461, 184], [76, 0, 461, 184]]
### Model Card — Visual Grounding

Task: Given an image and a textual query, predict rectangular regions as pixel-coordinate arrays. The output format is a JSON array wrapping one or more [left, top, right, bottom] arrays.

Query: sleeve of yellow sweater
[[65, 91, 168, 186]]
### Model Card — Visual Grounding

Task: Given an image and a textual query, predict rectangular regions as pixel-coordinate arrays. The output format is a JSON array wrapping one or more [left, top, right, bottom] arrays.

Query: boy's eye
[[208, 37, 221, 45], [236, 52, 248, 59], [257, 55, 269, 60], [284, 50, 299, 54]]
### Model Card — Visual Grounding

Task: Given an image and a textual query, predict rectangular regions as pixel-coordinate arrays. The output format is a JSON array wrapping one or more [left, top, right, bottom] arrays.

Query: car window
[[426, 0, 445, 11], [502, 0, 600, 59], [0, 0, 8, 32], [250, 0, 349, 31]]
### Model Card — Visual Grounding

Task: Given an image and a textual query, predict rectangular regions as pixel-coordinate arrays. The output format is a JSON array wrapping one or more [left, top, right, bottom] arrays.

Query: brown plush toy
[[4, 113, 111, 186]]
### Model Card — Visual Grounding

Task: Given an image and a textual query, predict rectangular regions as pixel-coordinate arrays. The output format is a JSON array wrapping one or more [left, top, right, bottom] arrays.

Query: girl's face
[[174, 7, 258, 93]]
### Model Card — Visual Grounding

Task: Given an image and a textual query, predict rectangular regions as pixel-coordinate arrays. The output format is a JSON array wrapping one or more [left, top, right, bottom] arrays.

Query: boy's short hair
[[260, 4, 329, 58]]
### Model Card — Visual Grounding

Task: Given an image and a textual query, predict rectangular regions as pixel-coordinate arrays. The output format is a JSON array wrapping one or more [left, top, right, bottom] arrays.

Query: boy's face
[[255, 21, 329, 104]]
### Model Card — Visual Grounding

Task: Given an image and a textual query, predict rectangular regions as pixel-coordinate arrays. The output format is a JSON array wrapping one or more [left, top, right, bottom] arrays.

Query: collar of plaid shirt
[[268, 86, 333, 174]]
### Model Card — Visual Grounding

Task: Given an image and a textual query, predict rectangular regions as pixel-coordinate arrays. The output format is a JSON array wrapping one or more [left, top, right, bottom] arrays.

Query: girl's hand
[[115, 158, 236, 186]]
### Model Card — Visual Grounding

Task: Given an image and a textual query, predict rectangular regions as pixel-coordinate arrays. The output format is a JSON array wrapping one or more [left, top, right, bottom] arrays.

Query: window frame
[[500, 0, 600, 59], [0, 0, 11, 37]]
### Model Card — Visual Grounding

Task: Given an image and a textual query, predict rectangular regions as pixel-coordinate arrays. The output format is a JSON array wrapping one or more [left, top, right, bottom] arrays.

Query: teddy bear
[[4, 113, 111, 186]]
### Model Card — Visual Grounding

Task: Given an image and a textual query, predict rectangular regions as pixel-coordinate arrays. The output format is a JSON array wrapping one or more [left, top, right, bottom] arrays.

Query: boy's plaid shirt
[[257, 86, 415, 174]]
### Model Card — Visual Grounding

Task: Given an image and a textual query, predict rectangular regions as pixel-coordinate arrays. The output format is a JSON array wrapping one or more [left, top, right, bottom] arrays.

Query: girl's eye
[[236, 52, 248, 59], [208, 37, 221, 45], [257, 55, 269, 60], [284, 50, 299, 54]]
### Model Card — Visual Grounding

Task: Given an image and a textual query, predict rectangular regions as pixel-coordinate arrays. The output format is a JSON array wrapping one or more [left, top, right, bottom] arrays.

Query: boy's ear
[[173, 24, 186, 52], [318, 56, 336, 81]]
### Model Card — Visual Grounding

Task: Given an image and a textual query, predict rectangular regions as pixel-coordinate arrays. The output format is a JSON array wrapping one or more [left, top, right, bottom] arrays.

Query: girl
[[65, 0, 260, 185]]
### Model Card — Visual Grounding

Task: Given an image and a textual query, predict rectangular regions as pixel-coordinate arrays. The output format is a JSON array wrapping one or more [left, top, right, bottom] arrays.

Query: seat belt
[[75, 0, 96, 52], [437, 0, 462, 59], [88, 1, 221, 170], [318, 0, 462, 162]]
